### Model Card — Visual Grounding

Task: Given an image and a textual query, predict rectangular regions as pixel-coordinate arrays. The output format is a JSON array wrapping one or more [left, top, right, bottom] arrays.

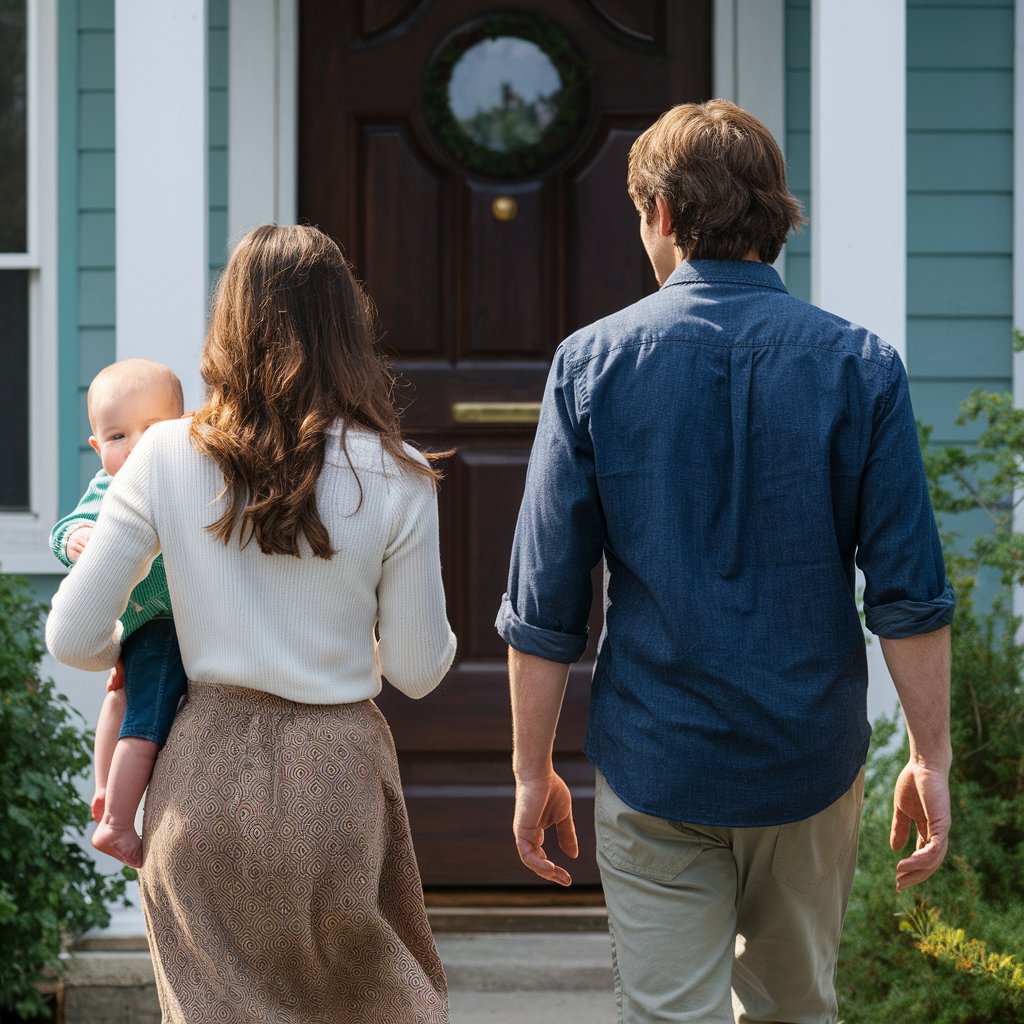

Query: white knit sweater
[[46, 418, 457, 703]]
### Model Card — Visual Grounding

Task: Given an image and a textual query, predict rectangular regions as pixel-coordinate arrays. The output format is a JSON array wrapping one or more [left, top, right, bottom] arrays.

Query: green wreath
[[422, 13, 590, 178]]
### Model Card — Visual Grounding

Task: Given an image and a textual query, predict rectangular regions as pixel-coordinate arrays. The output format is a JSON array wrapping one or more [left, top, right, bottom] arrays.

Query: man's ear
[[88, 436, 101, 457], [655, 195, 674, 239]]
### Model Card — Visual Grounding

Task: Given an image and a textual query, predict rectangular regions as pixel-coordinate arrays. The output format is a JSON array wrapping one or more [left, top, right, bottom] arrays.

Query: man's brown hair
[[627, 99, 805, 265], [190, 223, 442, 560]]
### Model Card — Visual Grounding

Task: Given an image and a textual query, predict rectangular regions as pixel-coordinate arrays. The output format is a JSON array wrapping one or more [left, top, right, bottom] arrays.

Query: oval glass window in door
[[423, 14, 590, 178]]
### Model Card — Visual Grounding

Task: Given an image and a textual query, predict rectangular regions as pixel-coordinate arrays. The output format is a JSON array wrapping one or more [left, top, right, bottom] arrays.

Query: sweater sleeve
[[46, 437, 161, 671], [375, 473, 457, 698], [50, 470, 110, 568]]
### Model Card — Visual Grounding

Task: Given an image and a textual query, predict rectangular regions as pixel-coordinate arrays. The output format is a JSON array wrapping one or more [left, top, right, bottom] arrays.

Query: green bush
[[836, 371, 1024, 1022], [0, 574, 129, 1020]]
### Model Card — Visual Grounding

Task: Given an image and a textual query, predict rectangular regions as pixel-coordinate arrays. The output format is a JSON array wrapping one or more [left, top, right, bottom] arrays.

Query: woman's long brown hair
[[190, 224, 441, 558]]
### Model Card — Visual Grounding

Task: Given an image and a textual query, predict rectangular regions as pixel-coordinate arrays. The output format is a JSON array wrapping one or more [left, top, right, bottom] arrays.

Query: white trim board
[[227, 0, 297, 250], [115, 0, 209, 411]]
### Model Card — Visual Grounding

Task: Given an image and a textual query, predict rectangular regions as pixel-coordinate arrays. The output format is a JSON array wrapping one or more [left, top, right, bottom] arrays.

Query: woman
[[46, 224, 457, 1023]]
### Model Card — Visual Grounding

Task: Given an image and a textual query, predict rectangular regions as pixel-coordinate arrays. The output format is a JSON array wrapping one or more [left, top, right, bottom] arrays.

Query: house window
[[0, 0, 58, 573], [0, 0, 30, 512]]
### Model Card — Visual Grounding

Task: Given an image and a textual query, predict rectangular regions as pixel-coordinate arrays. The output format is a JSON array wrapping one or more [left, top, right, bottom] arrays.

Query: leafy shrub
[[0, 574, 128, 1020], [835, 372, 1024, 1022]]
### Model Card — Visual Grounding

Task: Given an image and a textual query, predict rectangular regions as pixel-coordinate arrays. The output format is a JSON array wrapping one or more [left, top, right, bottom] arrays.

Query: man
[[495, 100, 954, 1024]]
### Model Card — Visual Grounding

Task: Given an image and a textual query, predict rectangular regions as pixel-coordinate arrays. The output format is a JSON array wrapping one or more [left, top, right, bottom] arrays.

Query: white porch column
[[228, 0, 297, 250], [811, 1, 906, 357], [812, 0, 906, 719], [115, 1, 208, 410]]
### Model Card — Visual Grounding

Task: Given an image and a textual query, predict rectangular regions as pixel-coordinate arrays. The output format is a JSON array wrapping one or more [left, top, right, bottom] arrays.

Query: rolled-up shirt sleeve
[[496, 344, 605, 663], [857, 353, 955, 638]]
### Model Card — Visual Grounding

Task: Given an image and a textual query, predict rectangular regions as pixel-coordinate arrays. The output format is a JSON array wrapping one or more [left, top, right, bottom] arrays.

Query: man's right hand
[[513, 771, 578, 887], [891, 759, 951, 891], [66, 525, 94, 562]]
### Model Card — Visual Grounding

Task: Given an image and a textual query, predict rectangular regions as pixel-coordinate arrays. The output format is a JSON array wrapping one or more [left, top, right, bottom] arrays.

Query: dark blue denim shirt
[[496, 258, 955, 827]]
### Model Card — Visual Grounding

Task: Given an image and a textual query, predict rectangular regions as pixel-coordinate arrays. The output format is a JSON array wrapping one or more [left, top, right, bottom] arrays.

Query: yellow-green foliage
[[901, 905, 1024, 1008]]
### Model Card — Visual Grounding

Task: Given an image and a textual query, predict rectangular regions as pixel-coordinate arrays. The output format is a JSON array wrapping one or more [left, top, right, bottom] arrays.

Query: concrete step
[[59, 933, 615, 1024]]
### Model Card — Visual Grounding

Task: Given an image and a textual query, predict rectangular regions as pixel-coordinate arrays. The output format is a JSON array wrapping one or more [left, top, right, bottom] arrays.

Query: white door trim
[[227, 0, 298, 250]]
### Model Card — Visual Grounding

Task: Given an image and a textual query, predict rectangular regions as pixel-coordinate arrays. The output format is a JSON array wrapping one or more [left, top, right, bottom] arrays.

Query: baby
[[51, 358, 186, 868]]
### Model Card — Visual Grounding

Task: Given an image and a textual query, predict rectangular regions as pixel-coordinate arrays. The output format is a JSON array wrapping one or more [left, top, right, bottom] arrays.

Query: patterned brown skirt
[[139, 682, 448, 1024]]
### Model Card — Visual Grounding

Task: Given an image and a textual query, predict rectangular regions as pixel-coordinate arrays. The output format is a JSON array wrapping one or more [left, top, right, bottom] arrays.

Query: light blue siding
[[73, 1, 116, 490], [908, 0, 1011, 6], [77, 269, 114, 327], [77, 30, 114, 90], [908, 256, 1012, 318], [77, 0, 112, 30], [78, 210, 116, 267], [909, 379, 1009, 442], [907, 133, 1012, 192], [78, 92, 114, 149], [906, 2, 1014, 446], [208, 8, 229, 273], [78, 151, 114, 208], [908, 318, 1012, 379], [78, 328, 115, 385], [908, 71, 1013, 131], [784, 0, 811, 302], [907, 8, 1013, 68], [908, 195, 1012, 254]]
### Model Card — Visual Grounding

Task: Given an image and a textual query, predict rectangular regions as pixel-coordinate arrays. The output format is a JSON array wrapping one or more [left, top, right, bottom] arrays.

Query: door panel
[[569, 124, 653, 329], [299, 0, 711, 886], [466, 181, 550, 355], [360, 125, 445, 355]]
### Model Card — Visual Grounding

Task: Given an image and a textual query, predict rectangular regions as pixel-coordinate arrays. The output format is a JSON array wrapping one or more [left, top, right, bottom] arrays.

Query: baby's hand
[[66, 525, 94, 562]]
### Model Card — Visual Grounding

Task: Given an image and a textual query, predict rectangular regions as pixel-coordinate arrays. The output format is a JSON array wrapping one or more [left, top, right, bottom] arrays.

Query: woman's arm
[[375, 475, 456, 698], [46, 440, 161, 671]]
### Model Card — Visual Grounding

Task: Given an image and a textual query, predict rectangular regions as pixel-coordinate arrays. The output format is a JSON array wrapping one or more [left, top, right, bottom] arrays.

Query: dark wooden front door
[[299, 0, 711, 886]]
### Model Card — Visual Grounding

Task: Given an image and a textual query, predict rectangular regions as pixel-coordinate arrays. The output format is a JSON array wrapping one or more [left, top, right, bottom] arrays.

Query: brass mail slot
[[451, 401, 542, 425]]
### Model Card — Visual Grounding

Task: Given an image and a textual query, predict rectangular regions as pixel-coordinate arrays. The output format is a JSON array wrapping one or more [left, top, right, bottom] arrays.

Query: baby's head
[[87, 359, 184, 476]]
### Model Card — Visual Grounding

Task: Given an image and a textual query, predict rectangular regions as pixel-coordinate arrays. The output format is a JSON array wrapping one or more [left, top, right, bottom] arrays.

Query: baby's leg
[[91, 737, 159, 869], [92, 685, 127, 821]]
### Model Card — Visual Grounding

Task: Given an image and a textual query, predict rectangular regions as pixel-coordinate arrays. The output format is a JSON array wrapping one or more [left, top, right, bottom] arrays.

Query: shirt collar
[[662, 258, 788, 293]]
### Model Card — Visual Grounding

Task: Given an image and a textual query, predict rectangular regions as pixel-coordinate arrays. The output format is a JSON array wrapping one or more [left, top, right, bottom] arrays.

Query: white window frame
[[0, 0, 60, 574]]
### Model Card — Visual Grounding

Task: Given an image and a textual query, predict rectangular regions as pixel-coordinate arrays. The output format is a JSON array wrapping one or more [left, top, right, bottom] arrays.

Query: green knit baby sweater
[[51, 469, 172, 640]]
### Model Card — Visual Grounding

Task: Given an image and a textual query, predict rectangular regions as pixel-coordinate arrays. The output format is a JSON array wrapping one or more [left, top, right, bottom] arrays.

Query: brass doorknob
[[491, 196, 518, 222]]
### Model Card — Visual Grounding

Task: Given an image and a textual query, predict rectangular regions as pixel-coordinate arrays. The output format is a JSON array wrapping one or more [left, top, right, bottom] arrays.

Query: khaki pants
[[595, 767, 864, 1024]]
